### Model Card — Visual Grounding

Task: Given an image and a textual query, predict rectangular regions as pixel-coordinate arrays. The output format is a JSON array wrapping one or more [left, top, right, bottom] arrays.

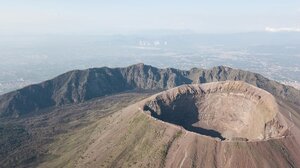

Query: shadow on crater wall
[[143, 94, 225, 140]]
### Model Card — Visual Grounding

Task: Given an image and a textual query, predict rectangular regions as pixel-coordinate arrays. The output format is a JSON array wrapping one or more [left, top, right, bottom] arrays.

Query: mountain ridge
[[0, 63, 299, 118]]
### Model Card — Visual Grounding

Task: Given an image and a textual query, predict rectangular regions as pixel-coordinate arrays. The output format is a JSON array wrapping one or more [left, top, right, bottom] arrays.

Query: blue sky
[[0, 0, 299, 35]]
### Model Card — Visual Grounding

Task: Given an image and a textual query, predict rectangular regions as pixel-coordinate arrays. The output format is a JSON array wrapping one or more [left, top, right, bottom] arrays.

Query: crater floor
[[143, 81, 288, 141]]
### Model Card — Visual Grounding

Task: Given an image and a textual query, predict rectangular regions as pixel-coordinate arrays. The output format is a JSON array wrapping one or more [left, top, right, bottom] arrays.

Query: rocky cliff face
[[0, 63, 299, 117]]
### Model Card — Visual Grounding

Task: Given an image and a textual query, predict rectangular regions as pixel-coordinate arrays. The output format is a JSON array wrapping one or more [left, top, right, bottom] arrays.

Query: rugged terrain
[[0, 63, 300, 168]]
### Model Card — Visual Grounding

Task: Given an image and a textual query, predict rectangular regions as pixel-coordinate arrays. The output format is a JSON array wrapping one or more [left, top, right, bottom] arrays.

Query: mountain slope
[[0, 91, 154, 168], [1, 63, 299, 118], [0, 64, 300, 168], [66, 82, 300, 168]]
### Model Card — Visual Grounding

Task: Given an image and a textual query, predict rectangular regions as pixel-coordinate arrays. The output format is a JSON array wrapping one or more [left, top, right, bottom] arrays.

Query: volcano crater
[[143, 81, 288, 141]]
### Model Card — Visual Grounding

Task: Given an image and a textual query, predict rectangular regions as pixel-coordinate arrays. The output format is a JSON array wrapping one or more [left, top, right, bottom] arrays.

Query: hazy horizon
[[1, 0, 300, 35]]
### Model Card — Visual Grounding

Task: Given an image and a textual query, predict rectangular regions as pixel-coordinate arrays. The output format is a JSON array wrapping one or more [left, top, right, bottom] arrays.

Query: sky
[[0, 0, 300, 35]]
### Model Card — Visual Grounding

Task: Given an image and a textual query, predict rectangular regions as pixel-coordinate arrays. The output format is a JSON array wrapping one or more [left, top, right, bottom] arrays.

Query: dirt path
[[179, 148, 188, 168]]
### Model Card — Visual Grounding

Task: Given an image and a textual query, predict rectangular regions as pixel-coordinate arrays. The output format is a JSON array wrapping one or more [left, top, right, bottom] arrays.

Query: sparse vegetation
[[0, 92, 153, 168]]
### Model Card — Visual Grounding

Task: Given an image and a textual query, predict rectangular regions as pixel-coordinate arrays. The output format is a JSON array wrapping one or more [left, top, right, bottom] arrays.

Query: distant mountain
[[0, 63, 299, 118]]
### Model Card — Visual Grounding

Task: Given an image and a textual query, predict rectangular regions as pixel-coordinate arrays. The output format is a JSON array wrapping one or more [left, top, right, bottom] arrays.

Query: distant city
[[1, 32, 300, 94]]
